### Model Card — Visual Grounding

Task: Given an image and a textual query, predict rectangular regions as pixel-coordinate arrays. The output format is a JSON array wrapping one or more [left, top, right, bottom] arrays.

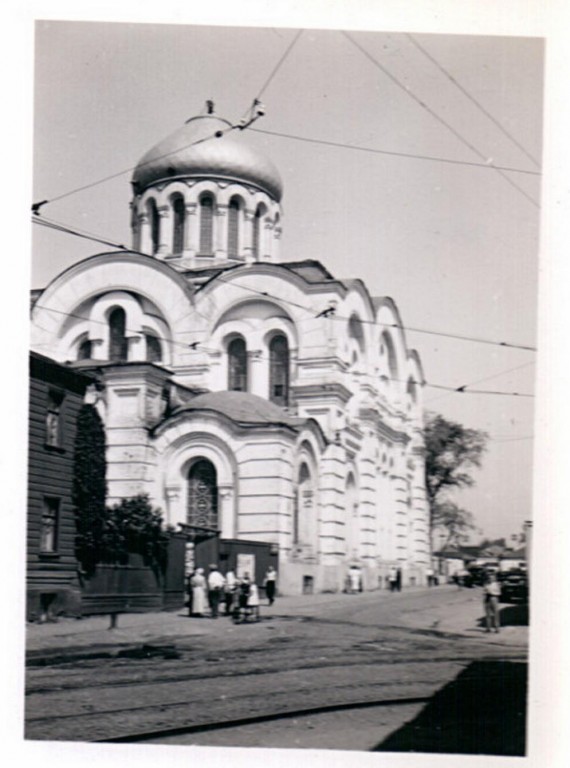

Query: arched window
[[148, 199, 160, 255], [348, 314, 365, 353], [252, 205, 264, 260], [145, 334, 162, 363], [172, 195, 185, 255], [187, 459, 218, 531], [77, 337, 92, 361], [269, 334, 289, 406], [227, 197, 240, 259], [109, 307, 128, 361], [199, 194, 214, 254], [228, 337, 247, 392], [293, 463, 311, 545], [381, 331, 398, 381]]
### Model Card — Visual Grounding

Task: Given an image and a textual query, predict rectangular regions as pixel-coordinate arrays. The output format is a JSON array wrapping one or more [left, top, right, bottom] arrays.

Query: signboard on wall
[[236, 553, 255, 580]]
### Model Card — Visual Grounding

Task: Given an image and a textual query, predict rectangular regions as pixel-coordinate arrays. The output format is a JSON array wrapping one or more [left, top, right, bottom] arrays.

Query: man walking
[[263, 565, 277, 605], [483, 572, 501, 633], [207, 563, 225, 619]]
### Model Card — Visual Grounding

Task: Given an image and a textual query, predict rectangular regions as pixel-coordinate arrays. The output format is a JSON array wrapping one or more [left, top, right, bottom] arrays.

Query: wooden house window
[[45, 390, 63, 447], [41, 497, 59, 553]]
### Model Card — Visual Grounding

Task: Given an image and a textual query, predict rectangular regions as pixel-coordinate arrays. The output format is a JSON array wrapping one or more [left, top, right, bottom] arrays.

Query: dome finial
[[206, 99, 215, 115]]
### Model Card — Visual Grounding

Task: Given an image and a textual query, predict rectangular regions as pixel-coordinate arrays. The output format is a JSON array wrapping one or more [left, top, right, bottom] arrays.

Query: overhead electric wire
[[32, 211, 537, 354], [406, 33, 540, 169], [250, 128, 540, 176], [34, 216, 130, 251], [341, 31, 540, 209], [255, 29, 303, 100], [32, 302, 533, 399], [32, 101, 259, 212]]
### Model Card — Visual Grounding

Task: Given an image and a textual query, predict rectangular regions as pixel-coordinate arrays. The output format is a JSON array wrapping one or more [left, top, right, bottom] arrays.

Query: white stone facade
[[30, 110, 431, 594]]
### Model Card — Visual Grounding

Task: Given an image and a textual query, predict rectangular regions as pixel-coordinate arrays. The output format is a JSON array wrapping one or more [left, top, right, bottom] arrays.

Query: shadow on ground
[[473, 603, 529, 630], [373, 660, 527, 756]]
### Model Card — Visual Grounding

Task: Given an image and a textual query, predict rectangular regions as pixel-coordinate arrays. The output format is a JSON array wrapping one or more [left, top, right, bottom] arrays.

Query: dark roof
[[30, 351, 97, 393], [173, 391, 304, 428], [279, 260, 336, 283]]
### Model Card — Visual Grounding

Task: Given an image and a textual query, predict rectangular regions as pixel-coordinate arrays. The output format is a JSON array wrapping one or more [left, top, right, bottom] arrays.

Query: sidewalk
[[25, 585, 528, 663]]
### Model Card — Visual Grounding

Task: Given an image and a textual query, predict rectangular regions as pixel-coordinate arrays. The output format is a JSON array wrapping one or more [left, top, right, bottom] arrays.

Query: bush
[[103, 494, 169, 575], [72, 404, 107, 576]]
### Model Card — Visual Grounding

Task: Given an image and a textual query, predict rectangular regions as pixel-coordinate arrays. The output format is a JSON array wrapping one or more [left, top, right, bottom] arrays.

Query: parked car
[[453, 565, 487, 588], [498, 569, 529, 603]]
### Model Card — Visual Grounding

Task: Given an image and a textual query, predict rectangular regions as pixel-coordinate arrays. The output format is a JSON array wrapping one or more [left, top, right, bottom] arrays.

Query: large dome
[[132, 115, 283, 201]]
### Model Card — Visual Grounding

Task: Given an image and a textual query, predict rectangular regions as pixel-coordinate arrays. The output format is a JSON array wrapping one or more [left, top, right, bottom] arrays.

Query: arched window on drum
[[172, 194, 185, 255], [148, 199, 160, 255], [269, 334, 289, 407], [228, 337, 248, 392], [227, 197, 241, 260], [252, 204, 266, 260], [187, 459, 218, 531], [199, 194, 214, 255]]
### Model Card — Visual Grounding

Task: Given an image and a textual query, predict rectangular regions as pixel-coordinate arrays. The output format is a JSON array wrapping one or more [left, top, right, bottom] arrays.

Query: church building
[[30, 109, 431, 594]]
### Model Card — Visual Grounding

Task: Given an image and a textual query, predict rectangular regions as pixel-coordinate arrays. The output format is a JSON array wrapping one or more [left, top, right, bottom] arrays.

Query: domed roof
[[176, 391, 298, 426], [132, 115, 283, 201]]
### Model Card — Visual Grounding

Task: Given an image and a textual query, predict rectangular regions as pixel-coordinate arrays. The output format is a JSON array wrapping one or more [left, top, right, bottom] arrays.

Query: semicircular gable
[[31, 252, 197, 359]]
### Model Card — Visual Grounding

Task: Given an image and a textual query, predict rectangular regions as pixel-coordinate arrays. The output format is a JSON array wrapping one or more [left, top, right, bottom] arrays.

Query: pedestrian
[[388, 566, 397, 593], [396, 568, 402, 592], [483, 572, 501, 633], [247, 580, 261, 621], [235, 573, 251, 622], [426, 566, 434, 587], [263, 566, 277, 605], [190, 568, 206, 617], [207, 563, 225, 619], [349, 565, 360, 594], [224, 569, 237, 615], [186, 570, 195, 617]]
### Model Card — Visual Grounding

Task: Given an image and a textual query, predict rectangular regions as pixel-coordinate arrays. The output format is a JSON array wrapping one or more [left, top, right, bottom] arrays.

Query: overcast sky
[[30, 20, 543, 543]]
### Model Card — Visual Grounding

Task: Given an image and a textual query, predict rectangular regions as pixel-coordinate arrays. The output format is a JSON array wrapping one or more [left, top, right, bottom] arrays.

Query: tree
[[424, 412, 488, 548], [430, 501, 475, 550], [103, 494, 169, 575], [72, 404, 107, 576]]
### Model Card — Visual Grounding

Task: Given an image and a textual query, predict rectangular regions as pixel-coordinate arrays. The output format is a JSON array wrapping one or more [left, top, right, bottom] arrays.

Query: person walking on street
[[388, 566, 397, 593], [396, 568, 402, 592], [224, 569, 237, 615], [247, 580, 261, 621], [483, 572, 501, 633], [349, 565, 361, 594], [190, 568, 206, 617], [207, 564, 225, 619], [263, 566, 277, 605], [186, 570, 195, 617]]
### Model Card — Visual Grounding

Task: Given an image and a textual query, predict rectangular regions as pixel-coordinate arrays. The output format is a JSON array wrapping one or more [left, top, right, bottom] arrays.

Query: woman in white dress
[[191, 568, 207, 616]]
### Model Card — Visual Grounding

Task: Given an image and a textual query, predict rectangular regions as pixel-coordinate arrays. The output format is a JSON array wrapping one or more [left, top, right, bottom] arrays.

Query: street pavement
[[26, 584, 528, 662]]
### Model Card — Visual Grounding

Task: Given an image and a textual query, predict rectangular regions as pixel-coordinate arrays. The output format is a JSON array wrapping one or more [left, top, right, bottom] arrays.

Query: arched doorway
[[187, 458, 219, 531]]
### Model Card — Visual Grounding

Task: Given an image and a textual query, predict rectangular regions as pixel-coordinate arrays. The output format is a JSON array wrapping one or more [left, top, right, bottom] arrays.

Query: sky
[[29, 20, 543, 544]]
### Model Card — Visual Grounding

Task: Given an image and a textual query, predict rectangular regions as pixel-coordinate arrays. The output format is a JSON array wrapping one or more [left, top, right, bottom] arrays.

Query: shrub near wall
[[80, 495, 171, 615]]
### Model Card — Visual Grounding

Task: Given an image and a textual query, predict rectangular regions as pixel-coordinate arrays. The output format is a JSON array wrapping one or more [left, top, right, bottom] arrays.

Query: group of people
[[187, 564, 277, 622]]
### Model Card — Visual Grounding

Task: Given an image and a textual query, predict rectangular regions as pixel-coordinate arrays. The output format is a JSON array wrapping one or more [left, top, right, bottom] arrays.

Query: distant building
[[30, 108, 431, 594], [27, 352, 97, 620]]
